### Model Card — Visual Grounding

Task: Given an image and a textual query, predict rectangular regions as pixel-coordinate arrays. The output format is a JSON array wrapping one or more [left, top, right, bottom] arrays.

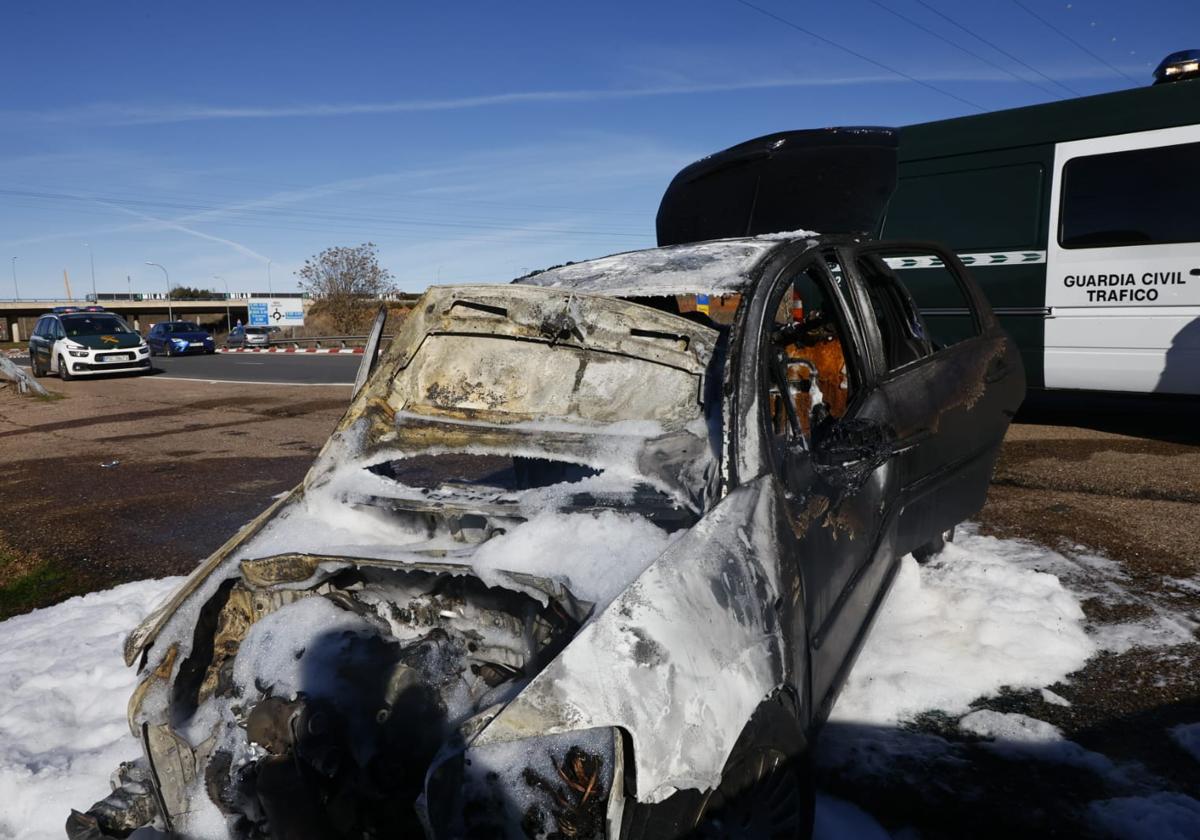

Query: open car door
[[842, 241, 1025, 556]]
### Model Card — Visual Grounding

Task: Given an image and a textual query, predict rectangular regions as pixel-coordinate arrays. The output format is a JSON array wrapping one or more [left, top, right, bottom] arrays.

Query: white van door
[[1045, 124, 1200, 394]]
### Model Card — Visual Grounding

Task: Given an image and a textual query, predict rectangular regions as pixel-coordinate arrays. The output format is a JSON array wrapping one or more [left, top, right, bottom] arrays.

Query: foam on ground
[[0, 577, 183, 840]]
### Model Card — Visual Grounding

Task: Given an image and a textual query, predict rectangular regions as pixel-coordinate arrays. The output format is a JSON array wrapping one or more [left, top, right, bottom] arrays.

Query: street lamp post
[[84, 243, 97, 302], [215, 276, 231, 332], [9, 256, 17, 300], [145, 262, 171, 321], [267, 259, 273, 296]]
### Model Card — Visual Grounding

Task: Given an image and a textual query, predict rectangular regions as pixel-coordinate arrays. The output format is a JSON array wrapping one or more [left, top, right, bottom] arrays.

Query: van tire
[[58, 355, 73, 381]]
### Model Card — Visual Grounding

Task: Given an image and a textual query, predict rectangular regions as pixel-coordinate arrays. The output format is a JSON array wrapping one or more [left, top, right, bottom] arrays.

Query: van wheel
[[58, 355, 73, 381], [30, 354, 44, 377], [914, 526, 956, 564], [622, 698, 814, 840]]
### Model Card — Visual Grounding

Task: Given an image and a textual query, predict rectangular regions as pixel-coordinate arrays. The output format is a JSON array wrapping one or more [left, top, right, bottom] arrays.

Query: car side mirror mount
[[811, 417, 897, 491]]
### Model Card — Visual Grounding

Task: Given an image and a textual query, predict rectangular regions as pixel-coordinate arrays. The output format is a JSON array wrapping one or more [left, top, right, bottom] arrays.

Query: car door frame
[[725, 237, 909, 726], [836, 239, 1025, 556]]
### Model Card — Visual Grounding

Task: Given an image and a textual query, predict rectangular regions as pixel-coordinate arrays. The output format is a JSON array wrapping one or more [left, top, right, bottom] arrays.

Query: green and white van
[[881, 55, 1200, 395]]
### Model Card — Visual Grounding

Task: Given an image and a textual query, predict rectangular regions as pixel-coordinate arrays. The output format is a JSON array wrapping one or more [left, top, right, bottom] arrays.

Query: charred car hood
[[124, 283, 721, 667], [99, 282, 749, 837]]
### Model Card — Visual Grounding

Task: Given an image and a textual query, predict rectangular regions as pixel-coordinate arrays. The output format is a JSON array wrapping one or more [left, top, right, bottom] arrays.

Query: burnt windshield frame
[[368, 454, 601, 491], [364, 454, 695, 531]]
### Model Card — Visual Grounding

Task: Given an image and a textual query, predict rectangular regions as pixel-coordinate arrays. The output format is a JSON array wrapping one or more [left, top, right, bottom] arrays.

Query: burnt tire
[[621, 698, 814, 840], [914, 526, 956, 564]]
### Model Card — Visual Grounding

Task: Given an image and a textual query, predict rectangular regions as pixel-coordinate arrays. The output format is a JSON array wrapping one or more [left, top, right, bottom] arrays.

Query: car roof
[[516, 233, 821, 297]]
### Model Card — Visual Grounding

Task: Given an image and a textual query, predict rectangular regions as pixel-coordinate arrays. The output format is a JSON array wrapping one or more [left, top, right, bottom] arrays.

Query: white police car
[[28, 307, 151, 380]]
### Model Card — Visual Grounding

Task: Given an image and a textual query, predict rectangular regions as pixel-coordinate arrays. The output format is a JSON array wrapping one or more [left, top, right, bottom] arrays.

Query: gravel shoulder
[[0, 374, 350, 618]]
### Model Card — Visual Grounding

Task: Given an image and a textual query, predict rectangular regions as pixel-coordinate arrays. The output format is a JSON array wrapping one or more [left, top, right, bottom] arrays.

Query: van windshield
[[61, 315, 132, 336]]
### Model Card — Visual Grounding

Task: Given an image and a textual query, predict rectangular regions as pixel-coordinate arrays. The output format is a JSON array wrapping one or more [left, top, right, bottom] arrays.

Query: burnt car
[[69, 233, 1022, 840], [70, 129, 1022, 839]]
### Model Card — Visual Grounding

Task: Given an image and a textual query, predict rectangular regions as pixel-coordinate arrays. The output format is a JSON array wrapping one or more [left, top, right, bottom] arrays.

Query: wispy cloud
[[8, 65, 1140, 126], [94, 199, 271, 263], [14, 78, 881, 125]]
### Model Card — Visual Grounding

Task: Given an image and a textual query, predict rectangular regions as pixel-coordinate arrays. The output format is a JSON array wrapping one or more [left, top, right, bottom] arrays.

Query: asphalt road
[[12, 351, 360, 385]]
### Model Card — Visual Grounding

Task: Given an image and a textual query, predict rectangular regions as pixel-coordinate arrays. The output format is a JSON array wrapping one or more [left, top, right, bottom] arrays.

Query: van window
[[884, 164, 1044, 251], [1060, 141, 1200, 249]]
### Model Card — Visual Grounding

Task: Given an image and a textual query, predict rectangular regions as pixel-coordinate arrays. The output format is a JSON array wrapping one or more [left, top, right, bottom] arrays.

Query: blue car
[[145, 320, 216, 356]]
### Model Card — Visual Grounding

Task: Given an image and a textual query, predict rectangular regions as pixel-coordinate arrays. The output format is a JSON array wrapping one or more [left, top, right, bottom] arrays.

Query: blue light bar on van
[[1153, 49, 1200, 85]]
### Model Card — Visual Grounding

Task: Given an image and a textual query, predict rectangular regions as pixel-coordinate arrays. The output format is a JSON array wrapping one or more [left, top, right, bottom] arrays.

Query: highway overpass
[[0, 293, 421, 341]]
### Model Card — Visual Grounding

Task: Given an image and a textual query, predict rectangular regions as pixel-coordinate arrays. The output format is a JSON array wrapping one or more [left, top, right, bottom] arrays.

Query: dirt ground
[[836, 391, 1200, 838], [1, 379, 1197, 836], [0, 375, 350, 617]]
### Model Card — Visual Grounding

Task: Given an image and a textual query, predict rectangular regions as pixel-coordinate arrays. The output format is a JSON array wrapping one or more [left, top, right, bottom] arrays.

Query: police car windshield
[[164, 322, 201, 332], [61, 315, 131, 336]]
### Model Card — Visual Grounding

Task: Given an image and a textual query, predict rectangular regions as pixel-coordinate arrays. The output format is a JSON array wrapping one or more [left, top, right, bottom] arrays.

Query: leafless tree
[[297, 243, 395, 333]]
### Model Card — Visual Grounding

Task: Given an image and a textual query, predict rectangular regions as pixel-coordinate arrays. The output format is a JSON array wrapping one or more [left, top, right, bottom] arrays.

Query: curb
[[218, 347, 364, 354]]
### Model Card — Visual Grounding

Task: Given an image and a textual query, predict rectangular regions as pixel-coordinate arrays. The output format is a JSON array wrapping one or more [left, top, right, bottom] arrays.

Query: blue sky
[[1, 0, 1193, 298]]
